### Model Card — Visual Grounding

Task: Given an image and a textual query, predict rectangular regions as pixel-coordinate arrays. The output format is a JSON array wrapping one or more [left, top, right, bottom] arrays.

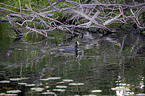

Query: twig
[[0, 2, 29, 11]]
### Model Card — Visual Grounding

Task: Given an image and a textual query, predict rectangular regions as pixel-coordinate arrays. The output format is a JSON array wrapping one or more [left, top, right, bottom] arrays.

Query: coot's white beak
[[76, 41, 79, 45]]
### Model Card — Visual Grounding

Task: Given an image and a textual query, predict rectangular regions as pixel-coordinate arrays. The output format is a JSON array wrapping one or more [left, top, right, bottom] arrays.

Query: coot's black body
[[60, 41, 79, 52], [64, 41, 79, 51]]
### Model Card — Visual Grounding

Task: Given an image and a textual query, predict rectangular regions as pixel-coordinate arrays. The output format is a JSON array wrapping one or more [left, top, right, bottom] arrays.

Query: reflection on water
[[0, 23, 145, 96]]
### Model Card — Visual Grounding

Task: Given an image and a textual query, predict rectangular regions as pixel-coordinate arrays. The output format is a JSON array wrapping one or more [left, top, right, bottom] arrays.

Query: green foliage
[[1, 0, 49, 12]]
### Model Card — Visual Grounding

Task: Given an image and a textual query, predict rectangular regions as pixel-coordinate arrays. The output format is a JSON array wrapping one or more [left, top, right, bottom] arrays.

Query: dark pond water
[[0, 23, 145, 96]]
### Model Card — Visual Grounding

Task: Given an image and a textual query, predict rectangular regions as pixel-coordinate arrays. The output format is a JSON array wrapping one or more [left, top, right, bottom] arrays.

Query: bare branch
[[1, 0, 145, 38]]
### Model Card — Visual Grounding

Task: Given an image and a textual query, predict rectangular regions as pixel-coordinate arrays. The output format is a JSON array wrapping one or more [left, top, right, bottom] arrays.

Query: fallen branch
[[1, 0, 145, 38], [0, 10, 22, 37]]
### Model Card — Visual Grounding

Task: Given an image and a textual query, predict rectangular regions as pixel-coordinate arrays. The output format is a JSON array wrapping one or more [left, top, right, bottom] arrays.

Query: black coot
[[60, 41, 79, 52]]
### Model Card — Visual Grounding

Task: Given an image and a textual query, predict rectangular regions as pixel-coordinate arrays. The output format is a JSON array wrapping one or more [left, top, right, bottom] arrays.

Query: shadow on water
[[0, 37, 21, 61], [0, 23, 145, 95]]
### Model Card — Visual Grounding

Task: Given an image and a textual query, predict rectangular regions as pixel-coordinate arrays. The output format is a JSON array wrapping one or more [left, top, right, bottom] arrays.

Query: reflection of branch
[[105, 37, 121, 47], [120, 35, 127, 51], [130, 36, 140, 53]]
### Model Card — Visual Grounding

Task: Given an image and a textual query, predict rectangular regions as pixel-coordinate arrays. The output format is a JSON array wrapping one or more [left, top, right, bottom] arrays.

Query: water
[[0, 23, 145, 96]]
